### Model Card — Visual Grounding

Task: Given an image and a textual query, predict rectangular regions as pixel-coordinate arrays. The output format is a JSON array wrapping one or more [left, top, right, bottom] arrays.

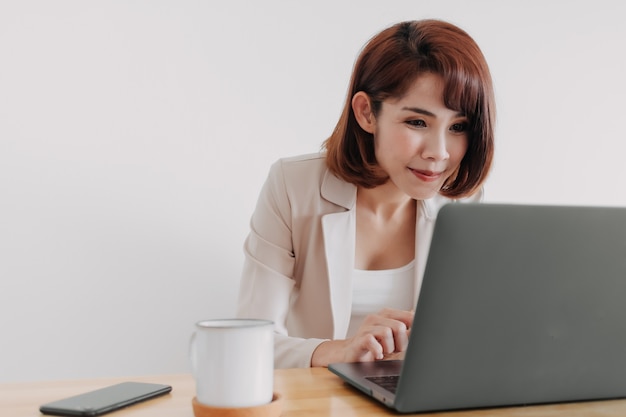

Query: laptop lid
[[330, 203, 626, 413]]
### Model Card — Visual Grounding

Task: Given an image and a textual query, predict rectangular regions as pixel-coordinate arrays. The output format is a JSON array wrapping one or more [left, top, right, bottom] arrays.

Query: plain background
[[1, 0, 625, 382]]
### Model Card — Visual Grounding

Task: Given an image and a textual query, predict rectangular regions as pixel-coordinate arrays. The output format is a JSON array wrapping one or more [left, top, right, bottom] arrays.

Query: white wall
[[1, 0, 625, 382]]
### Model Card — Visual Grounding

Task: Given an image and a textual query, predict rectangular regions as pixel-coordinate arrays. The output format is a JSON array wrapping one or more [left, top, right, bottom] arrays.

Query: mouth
[[409, 168, 443, 182]]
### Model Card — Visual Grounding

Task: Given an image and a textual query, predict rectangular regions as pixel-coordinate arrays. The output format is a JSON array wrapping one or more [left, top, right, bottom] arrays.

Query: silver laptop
[[329, 203, 626, 413]]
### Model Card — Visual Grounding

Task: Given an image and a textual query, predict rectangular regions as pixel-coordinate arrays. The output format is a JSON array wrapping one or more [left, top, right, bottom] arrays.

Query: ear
[[352, 91, 376, 134]]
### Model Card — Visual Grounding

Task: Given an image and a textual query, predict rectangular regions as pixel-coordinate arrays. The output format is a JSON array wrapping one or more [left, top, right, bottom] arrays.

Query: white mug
[[190, 318, 274, 408]]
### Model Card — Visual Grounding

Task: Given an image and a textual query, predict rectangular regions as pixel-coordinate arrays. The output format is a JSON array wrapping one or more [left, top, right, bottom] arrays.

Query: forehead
[[395, 73, 444, 102], [383, 73, 459, 114]]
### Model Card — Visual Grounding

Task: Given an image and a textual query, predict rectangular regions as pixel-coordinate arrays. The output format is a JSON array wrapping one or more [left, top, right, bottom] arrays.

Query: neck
[[357, 182, 415, 219]]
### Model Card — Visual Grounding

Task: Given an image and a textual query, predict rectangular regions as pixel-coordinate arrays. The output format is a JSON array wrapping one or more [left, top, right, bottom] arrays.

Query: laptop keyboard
[[365, 375, 399, 393]]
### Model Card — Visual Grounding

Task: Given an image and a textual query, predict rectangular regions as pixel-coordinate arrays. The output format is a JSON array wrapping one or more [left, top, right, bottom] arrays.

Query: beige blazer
[[236, 153, 482, 368]]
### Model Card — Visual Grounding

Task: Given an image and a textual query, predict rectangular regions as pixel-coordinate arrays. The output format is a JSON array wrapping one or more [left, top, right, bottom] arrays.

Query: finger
[[392, 323, 409, 352], [382, 350, 406, 361], [394, 318, 410, 351], [362, 310, 411, 329], [369, 318, 409, 352], [378, 308, 414, 329], [368, 325, 396, 355], [360, 333, 384, 360]]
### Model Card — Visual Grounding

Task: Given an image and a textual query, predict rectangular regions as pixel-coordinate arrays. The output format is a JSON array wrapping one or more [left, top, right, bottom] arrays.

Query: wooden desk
[[3, 368, 626, 416]]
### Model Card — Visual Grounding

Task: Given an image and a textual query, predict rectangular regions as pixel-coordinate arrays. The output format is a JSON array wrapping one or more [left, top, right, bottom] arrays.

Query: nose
[[420, 128, 449, 161]]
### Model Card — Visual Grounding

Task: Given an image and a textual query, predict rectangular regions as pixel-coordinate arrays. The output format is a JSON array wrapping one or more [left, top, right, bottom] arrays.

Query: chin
[[408, 189, 439, 200]]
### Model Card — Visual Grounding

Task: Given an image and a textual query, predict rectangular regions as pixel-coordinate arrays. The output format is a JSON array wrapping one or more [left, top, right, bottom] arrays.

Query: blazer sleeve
[[236, 159, 327, 368]]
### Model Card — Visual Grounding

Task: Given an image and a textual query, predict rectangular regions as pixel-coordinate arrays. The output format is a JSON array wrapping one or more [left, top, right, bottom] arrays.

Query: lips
[[409, 168, 443, 182]]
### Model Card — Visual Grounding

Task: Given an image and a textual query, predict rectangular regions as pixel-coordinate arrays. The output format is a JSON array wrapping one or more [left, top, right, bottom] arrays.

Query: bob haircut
[[323, 19, 495, 198]]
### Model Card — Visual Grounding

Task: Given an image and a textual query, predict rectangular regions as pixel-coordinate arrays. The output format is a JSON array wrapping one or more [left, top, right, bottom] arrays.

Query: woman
[[237, 19, 495, 368]]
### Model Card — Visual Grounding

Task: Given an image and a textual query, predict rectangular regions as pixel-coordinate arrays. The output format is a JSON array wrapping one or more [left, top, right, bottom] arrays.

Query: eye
[[406, 119, 427, 128], [450, 122, 468, 133]]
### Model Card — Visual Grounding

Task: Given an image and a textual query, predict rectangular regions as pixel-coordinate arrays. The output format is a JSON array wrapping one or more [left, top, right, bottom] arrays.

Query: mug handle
[[189, 331, 197, 378]]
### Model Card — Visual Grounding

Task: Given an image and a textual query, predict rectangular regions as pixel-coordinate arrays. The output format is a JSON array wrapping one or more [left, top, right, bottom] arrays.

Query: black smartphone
[[39, 381, 172, 416]]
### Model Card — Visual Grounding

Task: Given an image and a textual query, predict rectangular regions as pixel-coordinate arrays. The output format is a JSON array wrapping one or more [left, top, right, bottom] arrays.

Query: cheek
[[449, 138, 469, 164], [375, 126, 412, 156], [372, 127, 399, 159]]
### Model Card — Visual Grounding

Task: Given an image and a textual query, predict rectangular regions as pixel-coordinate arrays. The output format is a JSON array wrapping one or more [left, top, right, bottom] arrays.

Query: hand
[[342, 308, 413, 361], [311, 308, 413, 367]]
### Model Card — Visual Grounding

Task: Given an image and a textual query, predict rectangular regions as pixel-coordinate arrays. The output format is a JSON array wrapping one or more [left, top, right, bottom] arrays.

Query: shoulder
[[259, 153, 325, 203], [265, 152, 355, 210], [271, 153, 326, 175], [265, 152, 328, 191]]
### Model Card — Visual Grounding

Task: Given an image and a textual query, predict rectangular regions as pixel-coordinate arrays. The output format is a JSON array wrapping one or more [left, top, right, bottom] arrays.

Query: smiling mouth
[[409, 168, 443, 182]]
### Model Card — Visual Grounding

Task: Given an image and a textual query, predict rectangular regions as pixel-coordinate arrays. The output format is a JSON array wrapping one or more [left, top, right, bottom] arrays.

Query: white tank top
[[346, 260, 415, 338]]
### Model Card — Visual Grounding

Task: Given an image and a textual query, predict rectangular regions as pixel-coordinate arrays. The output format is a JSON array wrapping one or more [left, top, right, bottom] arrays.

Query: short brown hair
[[323, 19, 495, 198]]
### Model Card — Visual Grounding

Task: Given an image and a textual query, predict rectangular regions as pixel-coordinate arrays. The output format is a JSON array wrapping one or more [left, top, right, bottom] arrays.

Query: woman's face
[[371, 73, 469, 200]]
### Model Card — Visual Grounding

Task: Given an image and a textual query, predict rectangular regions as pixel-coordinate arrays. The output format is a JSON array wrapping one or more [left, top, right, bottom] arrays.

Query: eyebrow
[[401, 106, 466, 118]]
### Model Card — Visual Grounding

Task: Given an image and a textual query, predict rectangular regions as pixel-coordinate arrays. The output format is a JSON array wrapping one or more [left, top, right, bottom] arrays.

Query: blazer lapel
[[320, 170, 356, 339]]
